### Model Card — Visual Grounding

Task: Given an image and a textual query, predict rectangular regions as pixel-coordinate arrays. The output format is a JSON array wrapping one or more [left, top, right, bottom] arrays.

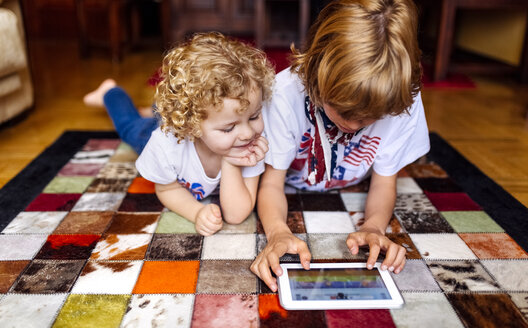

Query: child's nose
[[239, 124, 256, 141]]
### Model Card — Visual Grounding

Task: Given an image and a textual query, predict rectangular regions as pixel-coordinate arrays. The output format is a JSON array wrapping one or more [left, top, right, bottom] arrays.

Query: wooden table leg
[[74, 0, 89, 58], [108, 0, 122, 63], [520, 11, 528, 84], [255, 0, 265, 48], [160, 0, 171, 50], [299, 0, 309, 47], [434, 0, 456, 81]]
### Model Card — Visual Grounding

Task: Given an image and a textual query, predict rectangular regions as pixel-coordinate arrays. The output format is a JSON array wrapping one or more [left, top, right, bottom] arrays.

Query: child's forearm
[[219, 160, 257, 224], [155, 182, 204, 223], [362, 172, 397, 234], [257, 166, 290, 238]]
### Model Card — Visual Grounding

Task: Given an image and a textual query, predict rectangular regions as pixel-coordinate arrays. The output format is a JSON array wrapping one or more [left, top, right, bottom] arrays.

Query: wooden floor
[[2, 39, 528, 207]]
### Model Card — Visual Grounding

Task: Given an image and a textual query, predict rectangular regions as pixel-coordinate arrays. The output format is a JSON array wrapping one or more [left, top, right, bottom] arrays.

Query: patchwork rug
[[0, 131, 527, 328]]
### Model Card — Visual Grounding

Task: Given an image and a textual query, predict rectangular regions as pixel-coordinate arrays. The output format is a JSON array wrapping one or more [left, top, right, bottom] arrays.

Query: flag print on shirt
[[286, 97, 385, 190], [177, 177, 205, 200], [325, 134, 380, 189], [342, 135, 380, 167], [290, 130, 312, 171], [289, 128, 382, 189]]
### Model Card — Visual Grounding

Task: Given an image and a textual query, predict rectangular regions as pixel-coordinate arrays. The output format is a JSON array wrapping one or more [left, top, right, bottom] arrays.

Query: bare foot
[[138, 107, 155, 118], [83, 79, 117, 107]]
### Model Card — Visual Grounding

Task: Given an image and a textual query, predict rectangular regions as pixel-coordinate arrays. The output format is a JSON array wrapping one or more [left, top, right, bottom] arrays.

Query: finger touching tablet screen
[[277, 263, 404, 310]]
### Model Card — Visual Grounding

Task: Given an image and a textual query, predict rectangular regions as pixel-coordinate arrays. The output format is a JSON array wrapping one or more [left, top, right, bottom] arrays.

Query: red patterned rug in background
[[148, 47, 475, 89]]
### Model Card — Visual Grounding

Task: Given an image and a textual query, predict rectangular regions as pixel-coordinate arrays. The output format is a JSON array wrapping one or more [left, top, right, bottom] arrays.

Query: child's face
[[199, 88, 264, 158], [322, 103, 376, 134]]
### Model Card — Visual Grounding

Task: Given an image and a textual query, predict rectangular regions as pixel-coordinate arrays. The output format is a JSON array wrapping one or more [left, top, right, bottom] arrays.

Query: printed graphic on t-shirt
[[341, 135, 380, 167], [290, 130, 312, 171], [287, 97, 380, 190], [177, 177, 205, 200]]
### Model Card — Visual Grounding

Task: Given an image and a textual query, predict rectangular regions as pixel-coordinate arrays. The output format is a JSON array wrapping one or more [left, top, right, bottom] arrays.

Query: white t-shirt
[[263, 68, 430, 191], [136, 127, 265, 200]]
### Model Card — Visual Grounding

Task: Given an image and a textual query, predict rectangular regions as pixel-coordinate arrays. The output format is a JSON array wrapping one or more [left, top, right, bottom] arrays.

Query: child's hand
[[194, 204, 223, 236], [224, 136, 269, 167], [250, 230, 311, 292], [346, 229, 406, 274], [249, 136, 269, 163]]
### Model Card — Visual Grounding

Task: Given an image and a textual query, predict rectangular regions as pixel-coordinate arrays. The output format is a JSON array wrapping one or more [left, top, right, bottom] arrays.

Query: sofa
[[0, 0, 33, 124]]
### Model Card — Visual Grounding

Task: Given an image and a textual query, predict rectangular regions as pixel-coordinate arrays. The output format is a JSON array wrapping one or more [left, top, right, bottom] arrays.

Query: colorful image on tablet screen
[[288, 268, 391, 301]]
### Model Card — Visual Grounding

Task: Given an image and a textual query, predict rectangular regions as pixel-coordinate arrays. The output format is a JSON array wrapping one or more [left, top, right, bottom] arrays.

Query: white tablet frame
[[277, 262, 404, 310]]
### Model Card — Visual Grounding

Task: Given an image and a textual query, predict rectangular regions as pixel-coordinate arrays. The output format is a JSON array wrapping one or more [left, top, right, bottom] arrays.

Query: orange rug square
[[127, 177, 156, 194], [133, 261, 199, 294], [258, 294, 287, 320]]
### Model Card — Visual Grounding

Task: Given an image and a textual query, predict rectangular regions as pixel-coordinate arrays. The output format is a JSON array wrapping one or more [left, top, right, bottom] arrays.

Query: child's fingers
[[251, 248, 281, 292], [296, 240, 312, 270], [195, 222, 214, 236], [346, 236, 360, 255], [246, 153, 257, 166], [202, 215, 222, 230], [254, 137, 269, 152], [259, 135, 269, 146], [381, 243, 401, 271], [394, 257, 406, 274], [366, 243, 381, 269], [251, 146, 266, 162], [196, 212, 222, 232], [346, 232, 368, 254], [267, 252, 282, 278], [259, 258, 279, 292], [209, 204, 222, 220], [389, 246, 406, 273]]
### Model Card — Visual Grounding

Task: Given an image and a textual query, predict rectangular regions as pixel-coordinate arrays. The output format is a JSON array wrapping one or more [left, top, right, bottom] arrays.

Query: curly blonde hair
[[291, 0, 422, 121], [155, 32, 275, 141]]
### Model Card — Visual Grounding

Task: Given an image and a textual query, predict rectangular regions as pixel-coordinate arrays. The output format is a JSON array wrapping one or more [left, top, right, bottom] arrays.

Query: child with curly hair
[[251, 0, 430, 292], [84, 32, 275, 236]]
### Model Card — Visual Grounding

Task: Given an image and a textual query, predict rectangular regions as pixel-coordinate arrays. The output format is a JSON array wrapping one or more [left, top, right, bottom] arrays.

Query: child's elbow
[[223, 212, 250, 225]]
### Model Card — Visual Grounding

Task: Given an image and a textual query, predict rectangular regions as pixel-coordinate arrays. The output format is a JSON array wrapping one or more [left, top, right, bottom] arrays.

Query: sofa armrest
[[0, 0, 34, 125], [0, 8, 27, 77]]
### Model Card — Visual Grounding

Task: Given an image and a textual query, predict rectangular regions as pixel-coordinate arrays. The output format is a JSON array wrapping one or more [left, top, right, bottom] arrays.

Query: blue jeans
[[103, 87, 158, 154]]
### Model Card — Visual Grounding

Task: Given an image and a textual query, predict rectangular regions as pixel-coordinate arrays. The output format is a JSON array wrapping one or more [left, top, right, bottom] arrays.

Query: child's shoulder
[[272, 68, 306, 105], [368, 91, 426, 141], [275, 67, 302, 90], [146, 127, 190, 151]]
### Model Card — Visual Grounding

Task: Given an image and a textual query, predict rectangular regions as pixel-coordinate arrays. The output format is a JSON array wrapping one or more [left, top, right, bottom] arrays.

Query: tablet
[[277, 262, 404, 310]]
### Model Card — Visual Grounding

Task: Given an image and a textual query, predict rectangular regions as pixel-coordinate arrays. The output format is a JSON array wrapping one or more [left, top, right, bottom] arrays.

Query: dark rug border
[[1, 131, 527, 251], [0, 131, 118, 230], [428, 134, 528, 250]]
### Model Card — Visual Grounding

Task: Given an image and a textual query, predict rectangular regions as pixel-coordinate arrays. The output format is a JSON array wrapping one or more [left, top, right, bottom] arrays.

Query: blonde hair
[[155, 32, 275, 140], [291, 0, 422, 120]]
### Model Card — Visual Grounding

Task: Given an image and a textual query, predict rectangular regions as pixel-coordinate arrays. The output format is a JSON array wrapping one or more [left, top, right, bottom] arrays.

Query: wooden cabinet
[[21, 0, 78, 38], [167, 0, 310, 49], [168, 0, 255, 42], [255, 0, 309, 48]]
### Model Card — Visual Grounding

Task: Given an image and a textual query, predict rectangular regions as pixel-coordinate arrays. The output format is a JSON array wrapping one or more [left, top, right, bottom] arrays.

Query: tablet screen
[[287, 268, 391, 301]]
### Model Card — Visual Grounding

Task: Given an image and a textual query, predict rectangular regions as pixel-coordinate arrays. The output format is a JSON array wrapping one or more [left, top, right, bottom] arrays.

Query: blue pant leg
[[103, 87, 158, 154]]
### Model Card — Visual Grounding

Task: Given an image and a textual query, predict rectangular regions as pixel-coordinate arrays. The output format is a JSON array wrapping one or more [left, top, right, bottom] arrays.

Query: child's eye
[[249, 112, 261, 120], [221, 126, 234, 133]]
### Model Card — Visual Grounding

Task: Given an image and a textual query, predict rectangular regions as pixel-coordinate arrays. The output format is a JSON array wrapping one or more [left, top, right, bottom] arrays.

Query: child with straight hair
[[251, 0, 430, 292], [84, 32, 275, 236]]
